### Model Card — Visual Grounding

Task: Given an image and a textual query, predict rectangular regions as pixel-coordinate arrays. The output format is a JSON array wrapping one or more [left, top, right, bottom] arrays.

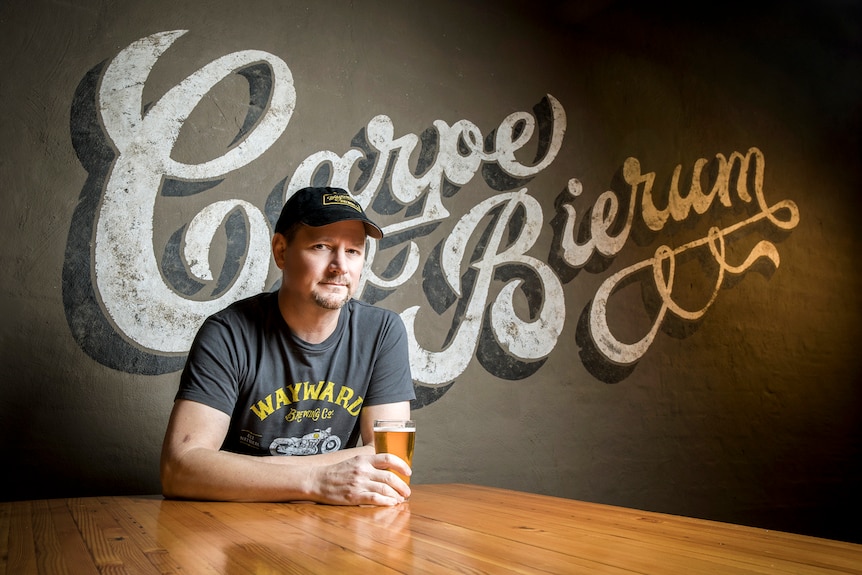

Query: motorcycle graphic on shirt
[[269, 428, 342, 456]]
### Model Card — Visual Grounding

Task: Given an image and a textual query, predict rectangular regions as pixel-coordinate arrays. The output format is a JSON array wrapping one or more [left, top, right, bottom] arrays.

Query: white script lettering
[[570, 148, 801, 364], [95, 30, 294, 351], [403, 189, 565, 384], [81, 31, 799, 388]]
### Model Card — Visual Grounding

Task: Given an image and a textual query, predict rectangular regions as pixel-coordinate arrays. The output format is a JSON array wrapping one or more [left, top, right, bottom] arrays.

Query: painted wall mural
[[64, 30, 800, 407]]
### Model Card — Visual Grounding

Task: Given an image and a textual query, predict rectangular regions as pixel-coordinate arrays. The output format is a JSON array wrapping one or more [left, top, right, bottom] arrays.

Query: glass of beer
[[373, 420, 415, 485]]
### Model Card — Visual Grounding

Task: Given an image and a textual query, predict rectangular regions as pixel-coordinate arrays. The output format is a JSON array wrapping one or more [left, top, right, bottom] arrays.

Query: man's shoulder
[[347, 298, 400, 321], [345, 299, 407, 341], [210, 291, 277, 324]]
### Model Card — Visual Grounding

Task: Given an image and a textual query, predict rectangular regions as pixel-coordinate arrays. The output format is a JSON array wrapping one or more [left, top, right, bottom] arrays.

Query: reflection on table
[[2, 483, 860, 574]]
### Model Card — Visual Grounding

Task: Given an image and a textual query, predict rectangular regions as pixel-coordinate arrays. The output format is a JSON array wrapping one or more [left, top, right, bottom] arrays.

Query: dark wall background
[[1, 0, 860, 544]]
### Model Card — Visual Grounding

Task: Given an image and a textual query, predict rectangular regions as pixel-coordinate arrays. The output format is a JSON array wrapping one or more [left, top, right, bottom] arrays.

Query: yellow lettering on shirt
[[302, 381, 325, 400], [274, 387, 290, 410], [318, 382, 335, 403], [286, 383, 302, 403], [249, 382, 365, 420], [250, 394, 275, 421], [347, 396, 363, 416], [335, 386, 354, 409]]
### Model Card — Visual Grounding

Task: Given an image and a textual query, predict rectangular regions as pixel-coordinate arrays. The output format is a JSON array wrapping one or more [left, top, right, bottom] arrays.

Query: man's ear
[[272, 233, 287, 270]]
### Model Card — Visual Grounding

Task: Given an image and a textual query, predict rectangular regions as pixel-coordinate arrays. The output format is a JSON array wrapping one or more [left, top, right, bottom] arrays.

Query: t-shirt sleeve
[[363, 310, 416, 406], [175, 315, 241, 416]]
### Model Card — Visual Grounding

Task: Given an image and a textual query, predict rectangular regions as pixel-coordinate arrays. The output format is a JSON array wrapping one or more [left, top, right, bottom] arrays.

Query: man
[[160, 186, 415, 505]]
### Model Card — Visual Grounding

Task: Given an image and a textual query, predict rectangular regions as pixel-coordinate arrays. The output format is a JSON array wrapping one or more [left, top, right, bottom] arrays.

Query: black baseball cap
[[274, 186, 383, 239]]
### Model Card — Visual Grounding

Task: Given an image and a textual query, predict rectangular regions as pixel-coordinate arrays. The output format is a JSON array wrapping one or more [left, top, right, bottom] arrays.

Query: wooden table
[[2, 483, 860, 574]]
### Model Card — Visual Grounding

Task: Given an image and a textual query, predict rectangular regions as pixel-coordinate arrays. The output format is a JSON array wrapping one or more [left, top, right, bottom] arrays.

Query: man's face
[[274, 220, 367, 310]]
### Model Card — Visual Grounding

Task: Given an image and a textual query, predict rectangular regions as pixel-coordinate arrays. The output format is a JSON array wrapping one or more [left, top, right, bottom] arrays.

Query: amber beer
[[373, 420, 415, 485]]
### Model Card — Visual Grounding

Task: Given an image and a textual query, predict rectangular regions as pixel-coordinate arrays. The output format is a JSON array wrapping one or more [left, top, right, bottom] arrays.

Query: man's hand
[[310, 453, 412, 506]]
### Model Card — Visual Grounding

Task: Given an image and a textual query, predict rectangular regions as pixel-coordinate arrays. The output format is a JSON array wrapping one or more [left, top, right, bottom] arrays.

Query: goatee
[[312, 291, 351, 310], [312, 276, 352, 310]]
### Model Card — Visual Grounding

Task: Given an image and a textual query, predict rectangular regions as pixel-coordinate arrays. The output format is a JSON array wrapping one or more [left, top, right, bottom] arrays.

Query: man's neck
[[277, 291, 343, 344]]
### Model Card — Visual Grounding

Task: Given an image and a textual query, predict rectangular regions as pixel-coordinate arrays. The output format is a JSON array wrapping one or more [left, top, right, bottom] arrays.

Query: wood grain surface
[[2, 483, 860, 574]]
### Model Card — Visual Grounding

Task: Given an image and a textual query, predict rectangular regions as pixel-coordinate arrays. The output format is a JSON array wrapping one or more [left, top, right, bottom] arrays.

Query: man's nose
[[329, 249, 348, 271]]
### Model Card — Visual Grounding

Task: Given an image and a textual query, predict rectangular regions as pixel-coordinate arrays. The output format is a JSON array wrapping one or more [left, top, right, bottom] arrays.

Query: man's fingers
[[372, 453, 411, 475], [317, 455, 410, 506]]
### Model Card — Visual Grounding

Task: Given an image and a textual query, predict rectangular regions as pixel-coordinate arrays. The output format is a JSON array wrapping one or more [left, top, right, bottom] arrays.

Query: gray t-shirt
[[176, 292, 415, 456]]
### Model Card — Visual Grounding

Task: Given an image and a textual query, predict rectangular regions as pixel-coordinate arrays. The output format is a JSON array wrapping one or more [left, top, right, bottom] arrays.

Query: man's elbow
[[159, 454, 184, 499]]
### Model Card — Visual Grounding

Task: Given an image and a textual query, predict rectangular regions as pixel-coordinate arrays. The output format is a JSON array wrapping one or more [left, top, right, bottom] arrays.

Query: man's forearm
[[162, 446, 319, 502], [161, 444, 378, 502], [261, 444, 375, 466]]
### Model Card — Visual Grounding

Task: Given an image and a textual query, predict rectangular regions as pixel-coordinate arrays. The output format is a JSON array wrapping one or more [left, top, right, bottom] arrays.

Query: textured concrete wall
[[1, 0, 859, 543]]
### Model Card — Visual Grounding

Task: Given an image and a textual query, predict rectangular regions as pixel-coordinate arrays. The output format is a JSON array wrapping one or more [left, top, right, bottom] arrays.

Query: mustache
[[321, 274, 352, 287]]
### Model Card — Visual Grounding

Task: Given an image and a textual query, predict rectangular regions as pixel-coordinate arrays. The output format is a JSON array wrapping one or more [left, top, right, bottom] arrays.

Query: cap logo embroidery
[[322, 192, 361, 212]]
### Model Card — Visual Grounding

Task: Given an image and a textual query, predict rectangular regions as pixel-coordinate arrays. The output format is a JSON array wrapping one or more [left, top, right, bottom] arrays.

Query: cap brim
[[362, 221, 383, 240]]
